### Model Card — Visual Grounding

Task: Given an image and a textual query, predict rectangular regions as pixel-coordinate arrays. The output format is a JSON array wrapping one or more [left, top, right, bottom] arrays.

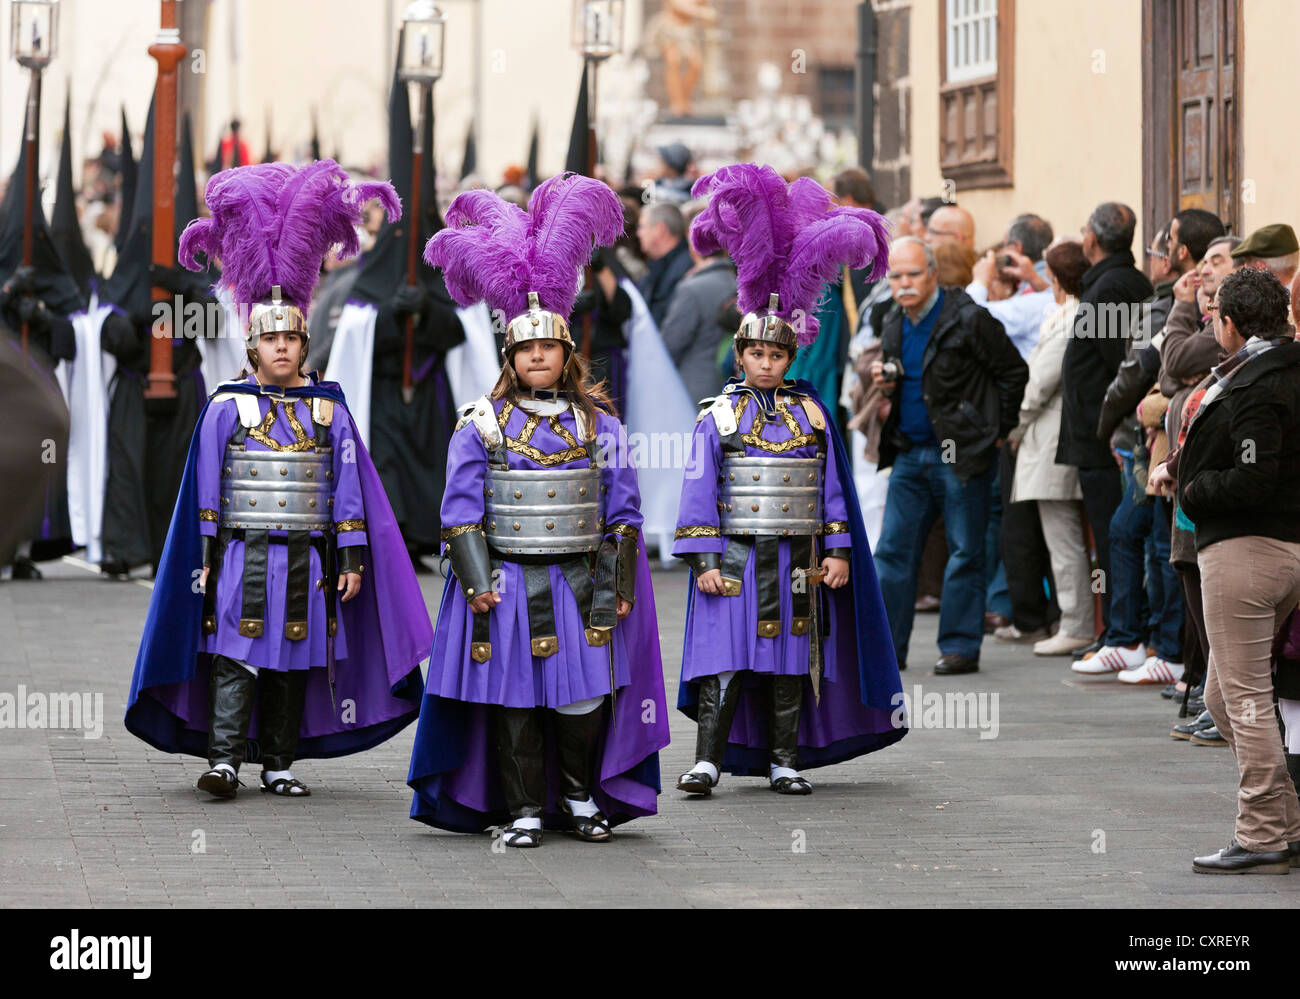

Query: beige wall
[[910, 0, 1145, 250], [1239, 0, 1300, 236]]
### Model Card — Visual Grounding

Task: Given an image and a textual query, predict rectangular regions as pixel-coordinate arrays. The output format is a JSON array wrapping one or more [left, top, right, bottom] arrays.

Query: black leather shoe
[[196, 768, 239, 799], [1171, 710, 1214, 740], [1193, 840, 1290, 874], [935, 654, 979, 675], [1289, 841, 1300, 868], [983, 612, 1010, 634], [1160, 684, 1180, 699], [1190, 725, 1228, 747], [11, 556, 42, 580]]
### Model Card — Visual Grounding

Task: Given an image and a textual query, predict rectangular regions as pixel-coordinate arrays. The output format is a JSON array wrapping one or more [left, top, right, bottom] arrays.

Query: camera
[[879, 359, 903, 383], [996, 253, 1015, 271]]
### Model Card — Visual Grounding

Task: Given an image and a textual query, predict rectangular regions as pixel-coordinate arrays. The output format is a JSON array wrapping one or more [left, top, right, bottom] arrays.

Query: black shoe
[[675, 769, 717, 795], [11, 556, 42, 580], [196, 767, 239, 799], [934, 654, 979, 675], [1188, 683, 1205, 698], [983, 612, 1010, 634], [1184, 697, 1205, 717], [1193, 840, 1290, 874], [1190, 725, 1228, 747], [1290, 841, 1300, 869], [1160, 684, 1180, 700], [1171, 709, 1214, 741], [1076, 635, 1106, 658], [100, 559, 131, 580]]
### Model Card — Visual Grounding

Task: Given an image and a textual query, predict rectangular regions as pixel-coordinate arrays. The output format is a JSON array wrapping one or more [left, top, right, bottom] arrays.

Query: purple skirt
[[199, 538, 350, 670], [681, 539, 841, 683], [428, 561, 631, 708]]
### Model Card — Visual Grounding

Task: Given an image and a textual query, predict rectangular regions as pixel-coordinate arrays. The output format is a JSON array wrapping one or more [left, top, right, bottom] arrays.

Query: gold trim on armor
[[471, 642, 492, 663], [756, 620, 781, 638], [335, 519, 366, 533], [441, 523, 483, 540], [823, 521, 850, 535], [496, 404, 590, 466], [741, 401, 819, 454], [584, 627, 612, 647], [246, 400, 317, 453], [608, 523, 638, 539], [239, 618, 265, 638], [286, 620, 307, 641], [790, 617, 810, 636], [202, 615, 217, 634], [675, 525, 721, 539], [199, 508, 219, 523], [721, 577, 742, 597]]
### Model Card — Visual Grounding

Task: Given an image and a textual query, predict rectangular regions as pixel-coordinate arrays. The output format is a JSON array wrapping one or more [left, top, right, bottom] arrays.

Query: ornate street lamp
[[397, 0, 446, 403], [9, 0, 60, 355], [569, 0, 624, 358]]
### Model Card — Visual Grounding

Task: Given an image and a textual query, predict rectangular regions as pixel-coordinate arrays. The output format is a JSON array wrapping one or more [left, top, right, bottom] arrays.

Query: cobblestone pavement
[[1, 557, 1296, 908]]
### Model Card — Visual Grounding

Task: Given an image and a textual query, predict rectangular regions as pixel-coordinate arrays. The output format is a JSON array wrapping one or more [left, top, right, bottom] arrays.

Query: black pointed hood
[[261, 110, 275, 163], [52, 92, 96, 297], [101, 97, 157, 317], [176, 112, 200, 238], [115, 105, 137, 256], [0, 77, 84, 316], [351, 33, 445, 305], [310, 110, 321, 162], [525, 117, 539, 189], [564, 62, 590, 177], [459, 126, 476, 180]]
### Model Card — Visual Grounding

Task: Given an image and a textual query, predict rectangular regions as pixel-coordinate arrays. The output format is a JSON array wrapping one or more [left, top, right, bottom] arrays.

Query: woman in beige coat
[[1008, 241, 1094, 656]]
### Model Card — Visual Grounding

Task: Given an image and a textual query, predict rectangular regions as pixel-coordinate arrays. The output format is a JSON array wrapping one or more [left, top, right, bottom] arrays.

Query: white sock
[[565, 795, 600, 818], [509, 816, 542, 831], [213, 763, 235, 777], [770, 764, 801, 782], [555, 695, 603, 716], [688, 760, 719, 783], [717, 670, 737, 693], [264, 768, 293, 784]]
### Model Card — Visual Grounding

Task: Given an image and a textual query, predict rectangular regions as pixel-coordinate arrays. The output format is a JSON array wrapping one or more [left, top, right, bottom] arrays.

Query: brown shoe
[[983, 612, 1011, 634], [934, 654, 979, 676]]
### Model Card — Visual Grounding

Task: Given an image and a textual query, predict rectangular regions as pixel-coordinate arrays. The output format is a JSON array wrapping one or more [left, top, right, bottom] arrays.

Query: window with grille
[[945, 0, 998, 84], [939, 0, 1014, 188]]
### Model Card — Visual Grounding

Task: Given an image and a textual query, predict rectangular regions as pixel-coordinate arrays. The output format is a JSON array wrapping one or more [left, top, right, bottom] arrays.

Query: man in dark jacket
[[1056, 202, 1152, 661], [870, 237, 1028, 675], [636, 202, 693, 328], [1153, 267, 1300, 873]]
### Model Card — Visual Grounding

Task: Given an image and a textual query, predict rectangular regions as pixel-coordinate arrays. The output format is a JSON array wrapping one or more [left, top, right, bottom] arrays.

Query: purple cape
[[677, 380, 907, 774], [125, 377, 432, 761], [407, 540, 670, 833]]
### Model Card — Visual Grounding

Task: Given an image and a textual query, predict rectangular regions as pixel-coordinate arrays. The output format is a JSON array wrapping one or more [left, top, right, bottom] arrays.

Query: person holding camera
[[870, 237, 1028, 674]]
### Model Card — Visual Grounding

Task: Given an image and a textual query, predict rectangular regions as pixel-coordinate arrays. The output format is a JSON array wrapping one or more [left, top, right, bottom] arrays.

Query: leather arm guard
[[201, 535, 213, 570], [446, 528, 493, 601], [824, 547, 850, 561], [677, 550, 720, 576], [615, 533, 637, 606], [338, 544, 368, 575]]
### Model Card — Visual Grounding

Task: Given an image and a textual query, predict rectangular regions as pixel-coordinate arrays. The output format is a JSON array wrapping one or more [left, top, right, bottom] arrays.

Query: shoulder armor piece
[[455, 394, 504, 450], [798, 396, 825, 431], [312, 397, 334, 426], [705, 393, 738, 436], [209, 391, 262, 429]]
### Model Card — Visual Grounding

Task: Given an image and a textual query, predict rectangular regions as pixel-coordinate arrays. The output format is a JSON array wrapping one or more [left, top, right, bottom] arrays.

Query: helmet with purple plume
[[422, 172, 624, 358], [178, 160, 400, 365], [689, 163, 891, 351]]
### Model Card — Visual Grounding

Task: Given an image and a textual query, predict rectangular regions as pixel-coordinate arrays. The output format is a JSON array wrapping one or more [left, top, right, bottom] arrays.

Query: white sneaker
[[1071, 643, 1146, 674], [1117, 655, 1186, 685], [1033, 633, 1095, 656]]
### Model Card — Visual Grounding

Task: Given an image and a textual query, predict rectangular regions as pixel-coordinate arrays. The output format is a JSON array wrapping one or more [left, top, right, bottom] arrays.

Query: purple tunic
[[195, 383, 368, 671], [428, 398, 643, 708], [674, 387, 851, 680]]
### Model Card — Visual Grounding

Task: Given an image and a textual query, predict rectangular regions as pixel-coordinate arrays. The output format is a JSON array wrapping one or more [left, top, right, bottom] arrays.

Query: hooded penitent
[[408, 173, 670, 834], [673, 162, 905, 775], [126, 160, 433, 763]]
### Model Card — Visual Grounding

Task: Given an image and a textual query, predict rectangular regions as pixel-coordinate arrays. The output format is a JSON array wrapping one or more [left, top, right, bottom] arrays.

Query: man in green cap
[[1231, 223, 1299, 286]]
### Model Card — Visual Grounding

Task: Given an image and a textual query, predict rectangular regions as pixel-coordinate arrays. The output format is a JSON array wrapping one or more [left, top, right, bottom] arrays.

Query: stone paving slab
[[0, 558, 1297, 907]]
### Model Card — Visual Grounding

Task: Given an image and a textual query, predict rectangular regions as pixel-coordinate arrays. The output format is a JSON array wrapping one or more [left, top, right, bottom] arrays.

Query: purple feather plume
[[423, 172, 624, 320], [179, 159, 399, 310], [688, 163, 892, 345]]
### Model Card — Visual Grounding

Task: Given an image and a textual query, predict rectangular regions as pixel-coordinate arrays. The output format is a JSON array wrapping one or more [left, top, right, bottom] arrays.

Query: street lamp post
[[145, 0, 186, 401], [570, 0, 623, 360], [9, 0, 59, 356], [398, 1, 446, 405]]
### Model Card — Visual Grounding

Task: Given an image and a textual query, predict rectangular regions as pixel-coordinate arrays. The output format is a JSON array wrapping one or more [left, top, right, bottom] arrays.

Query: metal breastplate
[[484, 467, 604, 555], [718, 455, 824, 536], [219, 448, 333, 531]]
